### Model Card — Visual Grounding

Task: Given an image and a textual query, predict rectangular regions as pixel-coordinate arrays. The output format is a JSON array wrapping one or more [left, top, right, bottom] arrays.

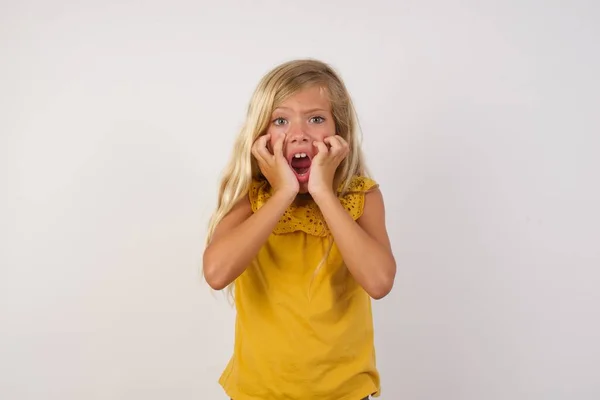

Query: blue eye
[[273, 117, 287, 126], [310, 116, 325, 124]]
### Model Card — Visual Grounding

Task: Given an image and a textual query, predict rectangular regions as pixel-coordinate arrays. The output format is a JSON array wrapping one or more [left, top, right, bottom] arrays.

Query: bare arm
[[204, 131, 299, 290], [202, 189, 296, 290], [313, 188, 396, 299]]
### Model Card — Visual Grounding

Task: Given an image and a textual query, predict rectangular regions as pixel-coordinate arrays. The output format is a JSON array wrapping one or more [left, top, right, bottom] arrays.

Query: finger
[[251, 142, 262, 163], [273, 132, 286, 159], [251, 135, 264, 160], [325, 135, 349, 159], [313, 141, 329, 162], [252, 134, 271, 163], [334, 135, 349, 149], [324, 135, 340, 147], [253, 133, 270, 149], [324, 136, 342, 156]]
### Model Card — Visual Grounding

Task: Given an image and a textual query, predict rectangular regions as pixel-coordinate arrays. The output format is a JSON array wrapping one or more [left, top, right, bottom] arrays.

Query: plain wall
[[1, 0, 599, 399]]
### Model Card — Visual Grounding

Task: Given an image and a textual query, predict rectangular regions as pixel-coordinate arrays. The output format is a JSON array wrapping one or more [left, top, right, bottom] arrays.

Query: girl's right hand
[[252, 133, 299, 196]]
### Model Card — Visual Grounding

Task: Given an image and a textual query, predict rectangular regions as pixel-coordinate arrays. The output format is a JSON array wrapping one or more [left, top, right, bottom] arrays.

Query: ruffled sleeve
[[248, 179, 271, 214], [338, 176, 379, 220], [248, 176, 378, 237]]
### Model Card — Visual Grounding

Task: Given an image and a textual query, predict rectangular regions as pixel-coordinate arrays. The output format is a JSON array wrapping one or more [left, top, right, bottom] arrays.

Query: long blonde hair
[[204, 59, 368, 292]]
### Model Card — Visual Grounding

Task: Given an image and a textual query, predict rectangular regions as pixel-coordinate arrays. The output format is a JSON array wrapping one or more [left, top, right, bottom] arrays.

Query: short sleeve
[[248, 179, 270, 213], [338, 176, 379, 220]]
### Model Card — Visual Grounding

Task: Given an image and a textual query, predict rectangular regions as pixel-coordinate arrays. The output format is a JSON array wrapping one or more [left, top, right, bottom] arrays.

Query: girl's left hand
[[308, 135, 349, 198]]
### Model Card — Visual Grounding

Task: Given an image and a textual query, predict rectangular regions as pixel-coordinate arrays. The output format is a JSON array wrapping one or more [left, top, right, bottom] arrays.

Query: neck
[[294, 192, 314, 206]]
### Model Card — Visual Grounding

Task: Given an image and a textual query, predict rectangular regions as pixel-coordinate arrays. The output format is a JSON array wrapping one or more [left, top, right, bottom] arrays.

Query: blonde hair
[[204, 59, 368, 295]]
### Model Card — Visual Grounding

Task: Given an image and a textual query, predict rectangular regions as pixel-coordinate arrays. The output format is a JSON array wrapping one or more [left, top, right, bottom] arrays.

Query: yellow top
[[219, 176, 381, 400]]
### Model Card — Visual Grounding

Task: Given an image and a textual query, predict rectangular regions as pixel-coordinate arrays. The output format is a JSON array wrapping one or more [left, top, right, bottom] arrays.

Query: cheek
[[266, 136, 276, 153], [266, 125, 287, 143], [265, 126, 276, 145], [309, 122, 336, 141]]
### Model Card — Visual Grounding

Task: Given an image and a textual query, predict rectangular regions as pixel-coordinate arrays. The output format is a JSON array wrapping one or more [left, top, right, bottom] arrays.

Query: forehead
[[274, 85, 331, 113]]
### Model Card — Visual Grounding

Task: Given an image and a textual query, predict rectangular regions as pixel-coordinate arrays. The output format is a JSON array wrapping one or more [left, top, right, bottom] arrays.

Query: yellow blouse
[[219, 176, 381, 400]]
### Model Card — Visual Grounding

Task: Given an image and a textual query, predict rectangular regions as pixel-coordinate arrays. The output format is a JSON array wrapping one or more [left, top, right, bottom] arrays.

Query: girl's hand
[[252, 132, 299, 196], [308, 135, 349, 199]]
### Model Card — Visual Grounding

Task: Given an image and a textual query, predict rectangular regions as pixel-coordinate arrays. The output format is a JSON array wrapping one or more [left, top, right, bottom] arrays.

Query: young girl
[[203, 59, 396, 400]]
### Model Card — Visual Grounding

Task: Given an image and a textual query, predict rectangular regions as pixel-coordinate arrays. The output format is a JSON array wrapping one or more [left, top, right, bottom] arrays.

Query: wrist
[[311, 189, 337, 206], [273, 187, 298, 204]]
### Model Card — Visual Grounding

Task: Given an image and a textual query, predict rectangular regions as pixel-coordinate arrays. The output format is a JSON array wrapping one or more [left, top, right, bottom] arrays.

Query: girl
[[203, 59, 396, 400]]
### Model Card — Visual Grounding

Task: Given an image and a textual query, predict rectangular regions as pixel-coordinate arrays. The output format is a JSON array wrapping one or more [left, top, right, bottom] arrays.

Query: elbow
[[203, 264, 229, 291], [367, 262, 396, 300], [202, 251, 229, 291], [368, 280, 394, 300], [204, 272, 228, 291]]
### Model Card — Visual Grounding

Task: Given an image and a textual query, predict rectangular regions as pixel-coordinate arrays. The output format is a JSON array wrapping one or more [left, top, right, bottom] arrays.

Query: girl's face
[[266, 85, 336, 192]]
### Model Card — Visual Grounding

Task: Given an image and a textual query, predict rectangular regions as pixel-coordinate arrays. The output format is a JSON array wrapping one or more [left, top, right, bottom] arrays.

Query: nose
[[286, 124, 310, 144]]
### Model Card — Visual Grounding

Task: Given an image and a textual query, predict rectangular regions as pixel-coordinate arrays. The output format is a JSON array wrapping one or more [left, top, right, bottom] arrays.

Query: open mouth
[[290, 152, 312, 177]]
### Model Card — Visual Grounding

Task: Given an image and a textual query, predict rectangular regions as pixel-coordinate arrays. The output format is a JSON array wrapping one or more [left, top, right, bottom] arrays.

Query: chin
[[298, 184, 309, 195]]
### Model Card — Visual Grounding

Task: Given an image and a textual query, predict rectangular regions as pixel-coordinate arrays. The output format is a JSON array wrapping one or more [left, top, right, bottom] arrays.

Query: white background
[[1, 0, 599, 399]]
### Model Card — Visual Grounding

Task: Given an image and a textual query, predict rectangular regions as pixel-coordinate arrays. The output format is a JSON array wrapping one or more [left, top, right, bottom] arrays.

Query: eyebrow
[[273, 107, 330, 114]]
